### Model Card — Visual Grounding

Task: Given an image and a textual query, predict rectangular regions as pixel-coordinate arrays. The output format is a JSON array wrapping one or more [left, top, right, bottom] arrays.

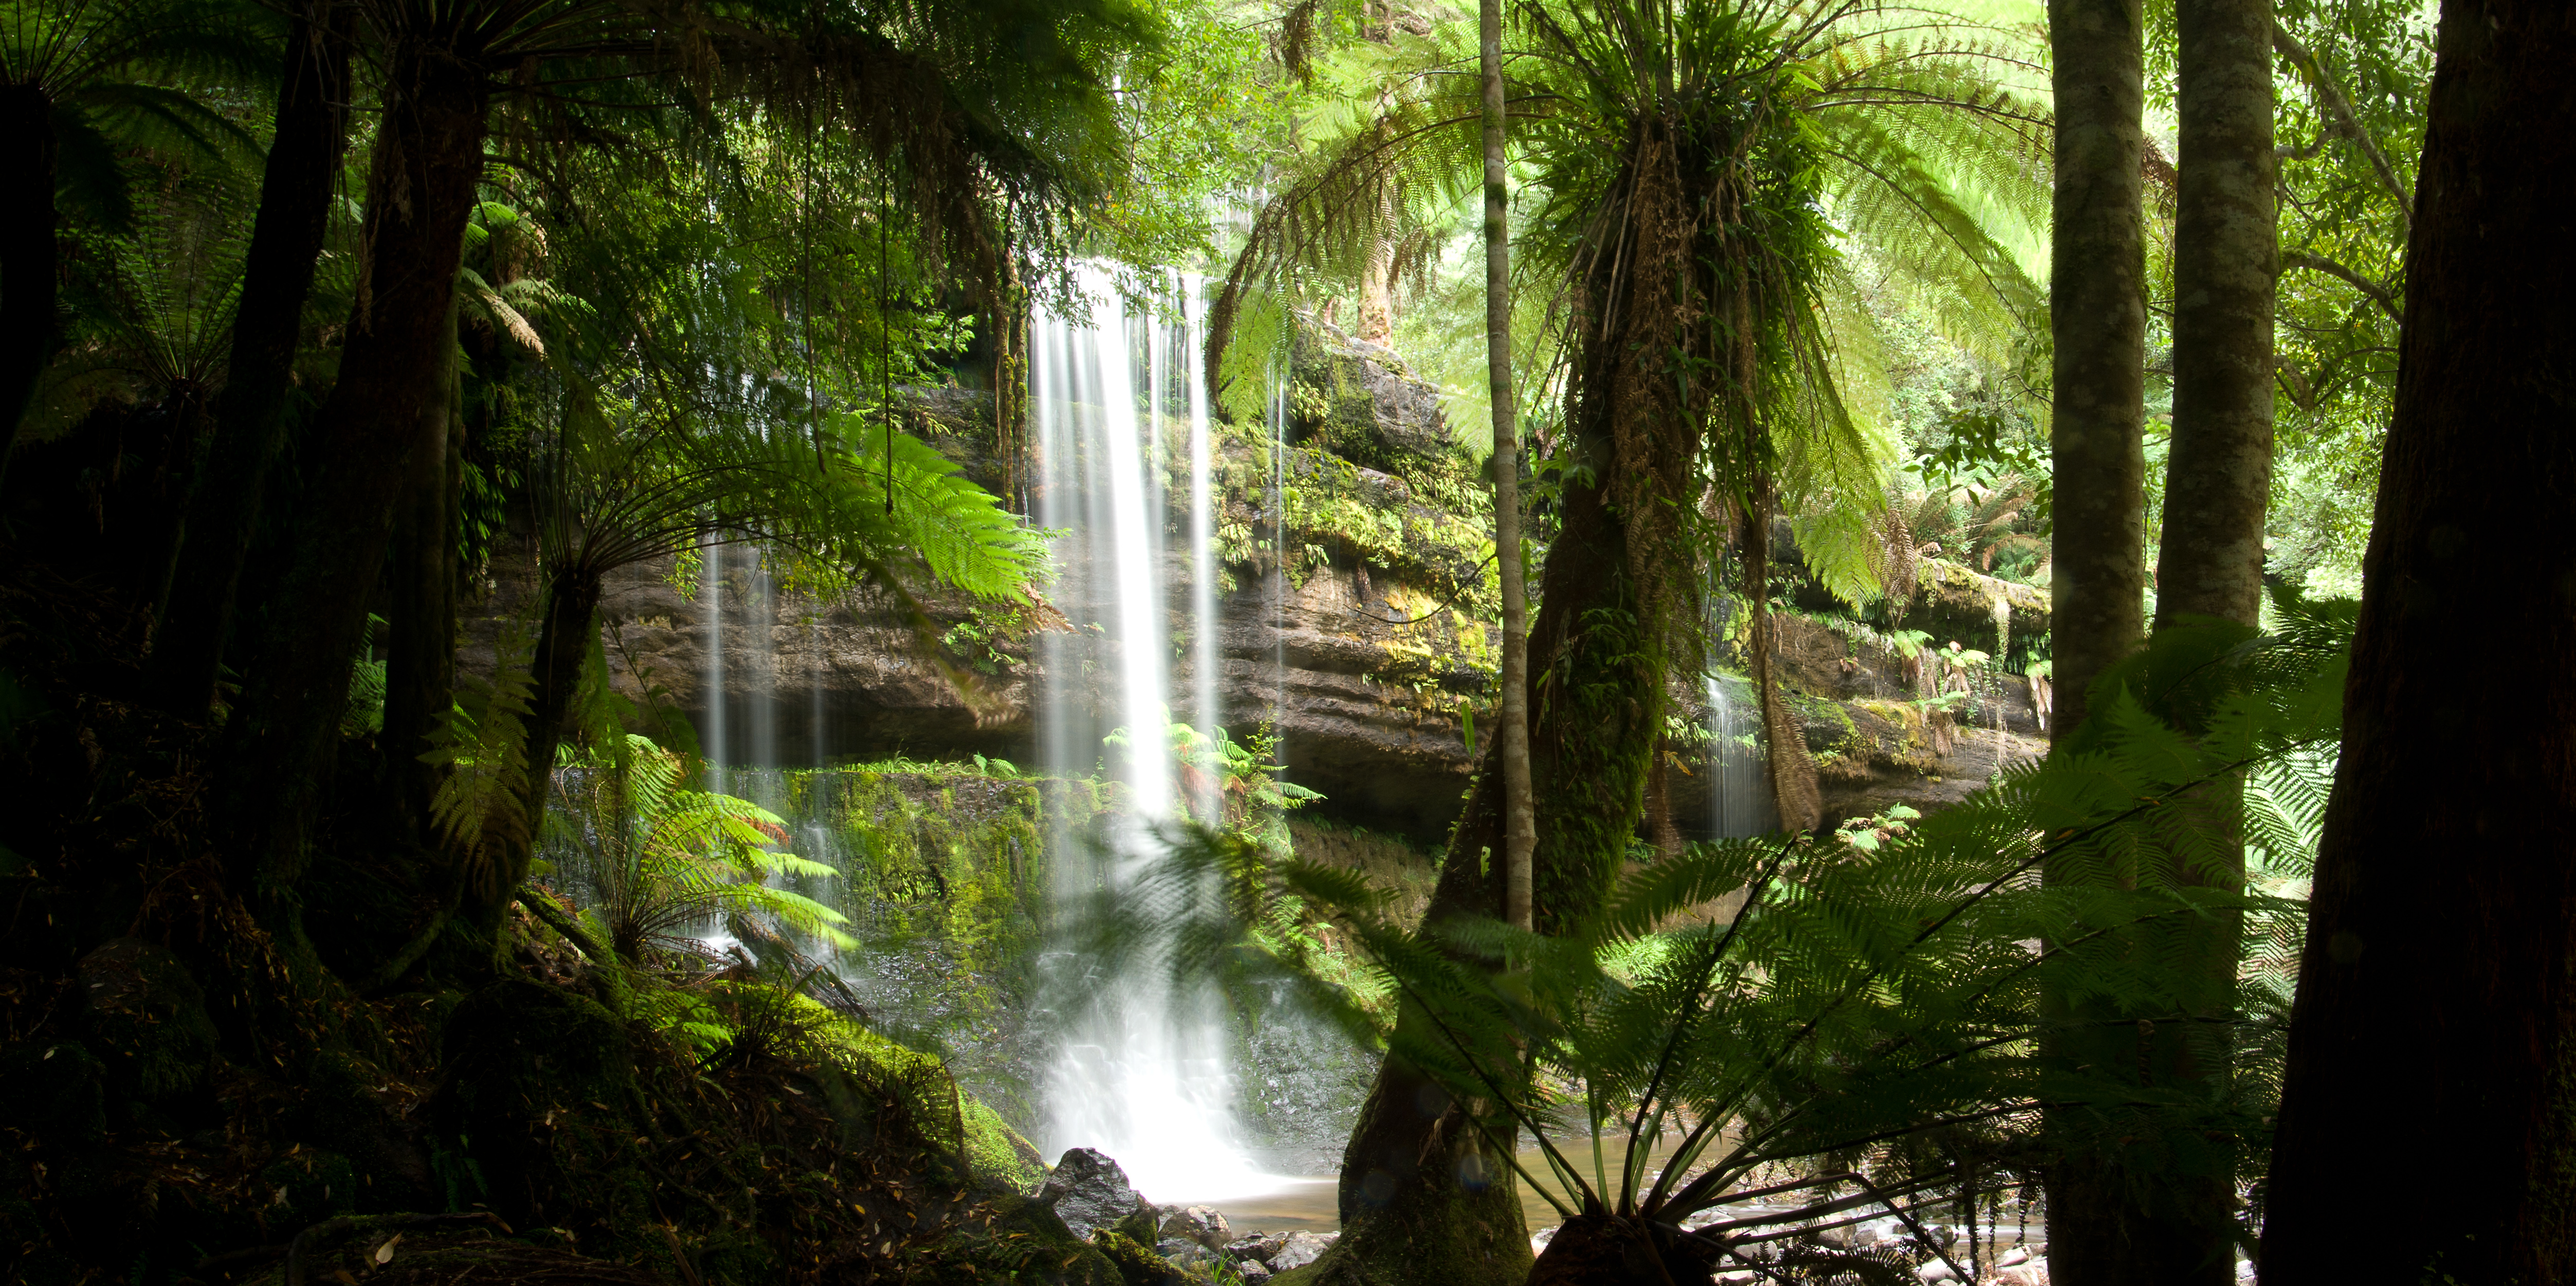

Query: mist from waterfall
[[1031, 264, 1274, 1202]]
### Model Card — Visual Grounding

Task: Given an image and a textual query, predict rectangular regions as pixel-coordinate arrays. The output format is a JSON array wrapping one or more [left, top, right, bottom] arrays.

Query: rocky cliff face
[[465, 318, 2050, 840]]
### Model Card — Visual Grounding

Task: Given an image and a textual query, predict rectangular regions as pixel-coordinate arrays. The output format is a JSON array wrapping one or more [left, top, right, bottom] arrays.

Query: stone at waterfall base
[[1160, 1204, 1233, 1251], [1039, 1147, 1148, 1240], [1267, 1230, 1337, 1272]]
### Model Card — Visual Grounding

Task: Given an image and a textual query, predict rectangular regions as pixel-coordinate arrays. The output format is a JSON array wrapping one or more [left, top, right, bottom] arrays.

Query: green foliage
[[544, 735, 855, 965], [423, 626, 539, 899], [1118, 592, 2352, 1268]]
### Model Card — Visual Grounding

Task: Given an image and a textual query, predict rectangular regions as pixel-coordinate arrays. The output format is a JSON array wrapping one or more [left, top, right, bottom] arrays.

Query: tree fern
[[545, 734, 855, 966], [1097, 594, 2350, 1275]]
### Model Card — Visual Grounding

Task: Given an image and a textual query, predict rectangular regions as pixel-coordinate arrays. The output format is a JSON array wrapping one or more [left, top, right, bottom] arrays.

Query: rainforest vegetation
[[0, 0, 2566, 1282]]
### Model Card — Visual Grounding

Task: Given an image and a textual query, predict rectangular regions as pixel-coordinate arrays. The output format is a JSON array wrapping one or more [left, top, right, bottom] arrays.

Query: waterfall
[[1705, 672, 1775, 838], [702, 539, 729, 794], [1031, 265, 1272, 1201]]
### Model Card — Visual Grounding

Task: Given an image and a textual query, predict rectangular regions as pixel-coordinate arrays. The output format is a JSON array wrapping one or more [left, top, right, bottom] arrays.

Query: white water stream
[[1030, 265, 1281, 1202]]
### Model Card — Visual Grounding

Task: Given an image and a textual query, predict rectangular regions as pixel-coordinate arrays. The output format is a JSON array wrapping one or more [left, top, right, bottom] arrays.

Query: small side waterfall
[[1031, 265, 1272, 1201], [1705, 671, 1777, 838]]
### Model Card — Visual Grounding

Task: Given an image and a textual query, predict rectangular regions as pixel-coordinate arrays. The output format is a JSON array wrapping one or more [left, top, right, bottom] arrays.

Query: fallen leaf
[[374, 1233, 403, 1264]]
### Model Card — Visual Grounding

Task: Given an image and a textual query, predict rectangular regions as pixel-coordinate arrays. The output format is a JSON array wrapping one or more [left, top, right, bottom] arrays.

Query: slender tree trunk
[[1745, 500, 1820, 835], [149, 0, 357, 715], [381, 302, 460, 831], [2116, 4, 2277, 1280], [2043, 0, 2150, 1280], [1311, 154, 1694, 1281], [213, 44, 489, 937], [2261, 4, 2576, 1280], [2161, 0, 2276, 630], [516, 567, 603, 854], [0, 84, 60, 473], [2048, 0, 2149, 741], [1482, 0, 1536, 935]]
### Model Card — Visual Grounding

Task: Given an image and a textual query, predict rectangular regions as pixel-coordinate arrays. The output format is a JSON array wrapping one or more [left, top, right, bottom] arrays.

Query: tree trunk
[[2260, 4, 2576, 1280], [0, 84, 60, 473], [2042, 0, 2149, 1281], [148, 0, 357, 716], [448, 562, 601, 936], [212, 44, 489, 937], [381, 302, 460, 832], [1482, 0, 1536, 935], [1309, 203, 1686, 1286], [1745, 503, 1820, 836], [2109, 3, 2277, 1280], [2048, 0, 2150, 742], [1525, 1212, 1714, 1286], [517, 566, 603, 847], [2160, 0, 2276, 630]]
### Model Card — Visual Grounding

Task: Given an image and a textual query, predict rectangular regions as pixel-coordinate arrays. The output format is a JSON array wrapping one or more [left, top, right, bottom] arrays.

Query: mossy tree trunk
[[2261, 3, 2576, 1278], [149, 0, 358, 716], [2115, 1, 2277, 1279], [2040, 1, 2152, 1279], [212, 39, 491, 949], [1302, 121, 1715, 1286], [382, 300, 462, 835]]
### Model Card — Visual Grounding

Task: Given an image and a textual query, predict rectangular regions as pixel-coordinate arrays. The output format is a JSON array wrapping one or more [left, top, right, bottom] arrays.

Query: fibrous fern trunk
[[214, 39, 491, 941], [0, 83, 59, 476], [383, 298, 463, 834], [1311, 117, 1716, 1286], [480, 564, 607, 932], [150, 0, 358, 716], [2262, 2, 2576, 1279]]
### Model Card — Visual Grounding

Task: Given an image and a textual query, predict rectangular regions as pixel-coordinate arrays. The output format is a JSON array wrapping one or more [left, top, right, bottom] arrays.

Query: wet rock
[[1159, 1204, 1232, 1251], [1994, 1258, 2049, 1286], [1238, 1257, 1273, 1282], [1038, 1148, 1145, 1241], [1226, 1232, 1289, 1264], [1270, 1230, 1336, 1271], [1919, 1261, 1961, 1282]]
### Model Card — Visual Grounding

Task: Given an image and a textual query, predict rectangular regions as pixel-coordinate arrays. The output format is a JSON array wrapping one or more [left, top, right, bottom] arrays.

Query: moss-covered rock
[[1092, 1227, 1202, 1285], [940, 1194, 1125, 1285], [963, 1094, 1047, 1194]]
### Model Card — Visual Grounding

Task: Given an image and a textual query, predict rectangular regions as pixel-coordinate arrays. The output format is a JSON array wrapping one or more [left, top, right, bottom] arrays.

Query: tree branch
[[2281, 249, 2402, 320], [2272, 20, 2413, 236]]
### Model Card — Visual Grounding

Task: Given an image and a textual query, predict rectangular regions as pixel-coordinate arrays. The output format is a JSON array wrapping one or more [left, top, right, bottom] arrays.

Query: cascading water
[[1031, 264, 1274, 1201], [1705, 671, 1776, 838]]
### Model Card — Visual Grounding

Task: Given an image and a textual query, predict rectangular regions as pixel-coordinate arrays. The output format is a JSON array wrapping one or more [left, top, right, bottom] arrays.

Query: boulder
[[1039, 1148, 1146, 1241], [1159, 1205, 1231, 1252], [1225, 1232, 1289, 1264], [1157, 1237, 1213, 1268], [1995, 1260, 2049, 1286], [1238, 1257, 1274, 1282], [1270, 1230, 1336, 1272]]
